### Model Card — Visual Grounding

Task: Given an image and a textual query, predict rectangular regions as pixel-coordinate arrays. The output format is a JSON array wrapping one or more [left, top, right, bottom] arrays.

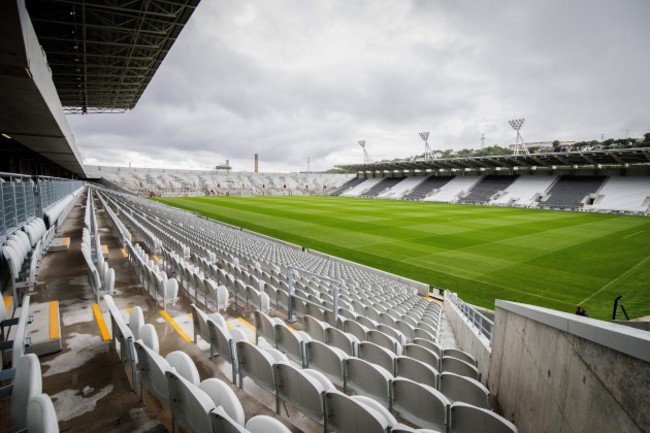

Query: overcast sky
[[70, 0, 650, 172]]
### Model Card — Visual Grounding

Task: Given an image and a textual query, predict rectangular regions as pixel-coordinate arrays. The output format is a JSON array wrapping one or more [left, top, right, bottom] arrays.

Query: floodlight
[[419, 132, 433, 160], [508, 118, 529, 156], [358, 140, 371, 164]]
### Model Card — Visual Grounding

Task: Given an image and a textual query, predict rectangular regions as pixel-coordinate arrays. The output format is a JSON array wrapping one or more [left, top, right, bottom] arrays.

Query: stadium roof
[[337, 147, 650, 173], [26, 0, 200, 114]]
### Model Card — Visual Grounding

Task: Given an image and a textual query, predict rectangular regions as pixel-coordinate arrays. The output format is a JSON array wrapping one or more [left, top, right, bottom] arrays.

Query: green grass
[[156, 195, 650, 320]]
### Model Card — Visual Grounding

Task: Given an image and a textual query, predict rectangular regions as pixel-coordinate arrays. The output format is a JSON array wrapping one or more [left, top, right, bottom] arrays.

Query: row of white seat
[[80, 226, 114, 303], [42, 186, 84, 228], [103, 295, 291, 433], [189, 305, 514, 433], [1, 218, 54, 300]]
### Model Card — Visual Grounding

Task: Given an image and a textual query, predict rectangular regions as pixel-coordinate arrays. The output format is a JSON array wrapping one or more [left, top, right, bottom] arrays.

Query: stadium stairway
[[330, 177, 365, 196], [459, 175, 518, 204], [541, 175, 606, 209], [359, 177, 404, 198], [402, 176, 453, 200]]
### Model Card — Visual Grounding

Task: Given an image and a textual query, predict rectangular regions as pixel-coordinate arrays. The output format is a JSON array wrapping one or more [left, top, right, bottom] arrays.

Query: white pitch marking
[[580, 255, 650, 304], [623, 231, 644, 239]]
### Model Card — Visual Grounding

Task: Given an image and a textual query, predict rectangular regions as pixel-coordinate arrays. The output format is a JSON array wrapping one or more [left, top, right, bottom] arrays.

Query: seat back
[[12, 354, 43, 430], [395, 356, 439, 389], [391, 378, 450, 432], [235, 341, 276, 392], [26, 393, 59, 433], [305, 340, 346, 387], [254, 310, 278, 346], [210, 407, 249, 433], [449, 402, 518, 433], [343, 319, 368, 342], [367, 329, 401, 355], [165, 350, 200, 385], [304, 314, 328, 342], [274, 362, 326, 422], [344, 358, 392, 408], [166, 370, 215, 433], [358, 341, 396, 375], [404, 343, 440, 370], [326, 326, 358, 357], [324, 391, 389, 433], [275, 324, 307, 367], [199, 378, 245, 425], [439, 372, 490, 409], [443, 348, 478, 366], [413, 338, 442, 357], [441, 356, 480, 381], [134, 341, 171, 403]]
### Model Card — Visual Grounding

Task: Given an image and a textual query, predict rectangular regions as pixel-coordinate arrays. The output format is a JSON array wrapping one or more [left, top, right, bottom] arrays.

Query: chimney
[[254, 153, 259, 172]]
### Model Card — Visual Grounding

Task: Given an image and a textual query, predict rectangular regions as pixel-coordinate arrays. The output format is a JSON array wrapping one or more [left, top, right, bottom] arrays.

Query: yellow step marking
[[63, 237, 70, 247], [286, 323, 296, 332], [226, 321, 234, 330], [92, 303, 111, 341], [126, 306, 132, 314], [102, 245, 109, 256], [120, 248, 128, 258], [152, 255, 162, 265], [3, 296, 13, 311], [236, 317, 256, 332], [49, 301, 60, 340], [160, 310, 192, 343]]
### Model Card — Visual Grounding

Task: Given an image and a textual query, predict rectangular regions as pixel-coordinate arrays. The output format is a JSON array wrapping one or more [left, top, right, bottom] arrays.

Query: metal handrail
[[446, 291, 494, 343], [287, 266, 343, 324]]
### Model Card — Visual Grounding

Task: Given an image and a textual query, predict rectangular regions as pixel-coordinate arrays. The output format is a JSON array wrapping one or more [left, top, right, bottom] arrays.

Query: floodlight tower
[[419, 132, 432, 160], [481, 133, 485, 149], [358, 140, 371, 164], [508, 118, 529, 155]]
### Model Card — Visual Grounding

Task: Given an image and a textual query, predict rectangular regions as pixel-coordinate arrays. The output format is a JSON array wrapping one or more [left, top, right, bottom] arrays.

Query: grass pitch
[[157, 195, 650, 319]]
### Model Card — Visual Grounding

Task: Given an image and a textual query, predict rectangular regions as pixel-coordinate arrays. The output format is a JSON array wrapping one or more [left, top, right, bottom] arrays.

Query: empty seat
[[326, 326, 359, 357], [441, 356, 480, 381], [246, 415, 292, 433], [128, 306, 145, 341], [273, 362, 333, 422], [236, 341, 278, 393], [343, 319, 368, 342], [199, 378, 245, 425], [449, 402, 518, 433], [12, 354, 43, 431], [413, 338, 442, 357], [391, 378, 450, 432], [439, 372, 490, 409], [358, 341, 397, 375], [395, 356, 439, 389], [254, 310, 282, 346], [207, 318, 248, 383], [275, 323, 310, 367], [344, 358, 392, 408], [139, 324, 160, 354], [443, 348, 478, 367], [324, 391, 391, 433], [134, 341, 173, 403], [166, 370, 214, 433], [404, 343, 440, 370], [26, 393, 59, 433], [166, 350, 200, 385], [304, 314, 329, 342], [367, 329, 402, 355], [305, 340, 347, 387]]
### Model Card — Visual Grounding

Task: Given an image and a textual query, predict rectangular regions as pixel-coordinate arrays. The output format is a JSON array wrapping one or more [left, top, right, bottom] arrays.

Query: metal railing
[[287, 266, 343, 324], [446, 291, 494, 343]]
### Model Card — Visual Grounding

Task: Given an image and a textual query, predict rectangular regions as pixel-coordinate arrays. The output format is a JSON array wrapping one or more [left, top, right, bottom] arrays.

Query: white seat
[[166, 370, 215, 433], [254, 310, 281, 346], [235, 341, 277, 393], [12, 354, 43, 431], [305, 340, 347, 387], [343, 319, 368, 342], [246, 415, 292, 433], [367, 329, 402, 355], [405, 343, 440, 370], [326, 326, 359, 357], [324, 391, 390, 433], [303, 314, 329, 342], [274, 362, 332, 422], [26, 393, 60, 433], [199, 378, 245, 425], [395, 356, 439, 389], [439, 372, 490, 409], [344, 357, 393, 408], [134, 341, 173, 403], [139, 323, 160, 354], [443, 348, 478, 367], [208, 319, 247, 383], [275, 323, 310, 366], [128, 306, 144, 341], [441, 356, 480, 381], [358, 341, 397, 375], [165, 350, 200, 385], [391, 378, 450, 432], [449, 402, 518, 433]]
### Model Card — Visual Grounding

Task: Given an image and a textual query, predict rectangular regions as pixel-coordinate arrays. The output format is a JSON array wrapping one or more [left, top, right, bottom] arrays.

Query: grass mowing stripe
[[157, 196, 650, 319]]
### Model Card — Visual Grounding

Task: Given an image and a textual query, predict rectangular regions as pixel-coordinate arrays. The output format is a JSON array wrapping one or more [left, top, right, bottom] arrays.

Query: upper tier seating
[[341, 178, 384, 197], [330, 177, 366, 196], [377, 177, 429, 199], [491, 175, 557, 207]]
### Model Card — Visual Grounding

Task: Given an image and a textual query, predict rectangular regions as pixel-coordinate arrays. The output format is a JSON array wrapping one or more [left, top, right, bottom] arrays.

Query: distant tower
[[254, 153, 259, 172], [508, 118, 529, 155], [481, 133, 485, 149], [307, 157, 311, 173], [358, 140, 371, 164], [419, 132, 432, 160]]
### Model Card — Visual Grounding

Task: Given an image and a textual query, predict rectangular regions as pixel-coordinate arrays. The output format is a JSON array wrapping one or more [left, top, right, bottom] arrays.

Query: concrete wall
[[489, 301, 650, 433], [443, 295, 491, 384]]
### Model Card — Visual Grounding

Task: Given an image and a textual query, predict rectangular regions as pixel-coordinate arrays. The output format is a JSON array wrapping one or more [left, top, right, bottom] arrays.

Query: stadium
[[1, 2, 649, 433]]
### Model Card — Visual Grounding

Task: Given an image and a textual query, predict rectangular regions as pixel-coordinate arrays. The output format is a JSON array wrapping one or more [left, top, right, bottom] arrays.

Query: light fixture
[[508, 118, 529, 156], [419, 132, 432, 160], [2, 133, 11, 139]]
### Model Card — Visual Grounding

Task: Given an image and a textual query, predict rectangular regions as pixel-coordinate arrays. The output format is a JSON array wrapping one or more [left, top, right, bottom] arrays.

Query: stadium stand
[[425, 176, 482, 202], [359, 177, 404, 198], [490, 175, 558, 207], [376, 176, 427, 199], [590, 176, 650, 214], [458, 175, 518, 204], [340, 178, 384, 197], [540, 175, 606, 209], [402, 176, 454, 200]]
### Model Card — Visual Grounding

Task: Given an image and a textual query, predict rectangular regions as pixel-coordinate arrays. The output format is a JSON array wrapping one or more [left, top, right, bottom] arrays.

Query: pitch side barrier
[[287, 266, 343, 324]]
